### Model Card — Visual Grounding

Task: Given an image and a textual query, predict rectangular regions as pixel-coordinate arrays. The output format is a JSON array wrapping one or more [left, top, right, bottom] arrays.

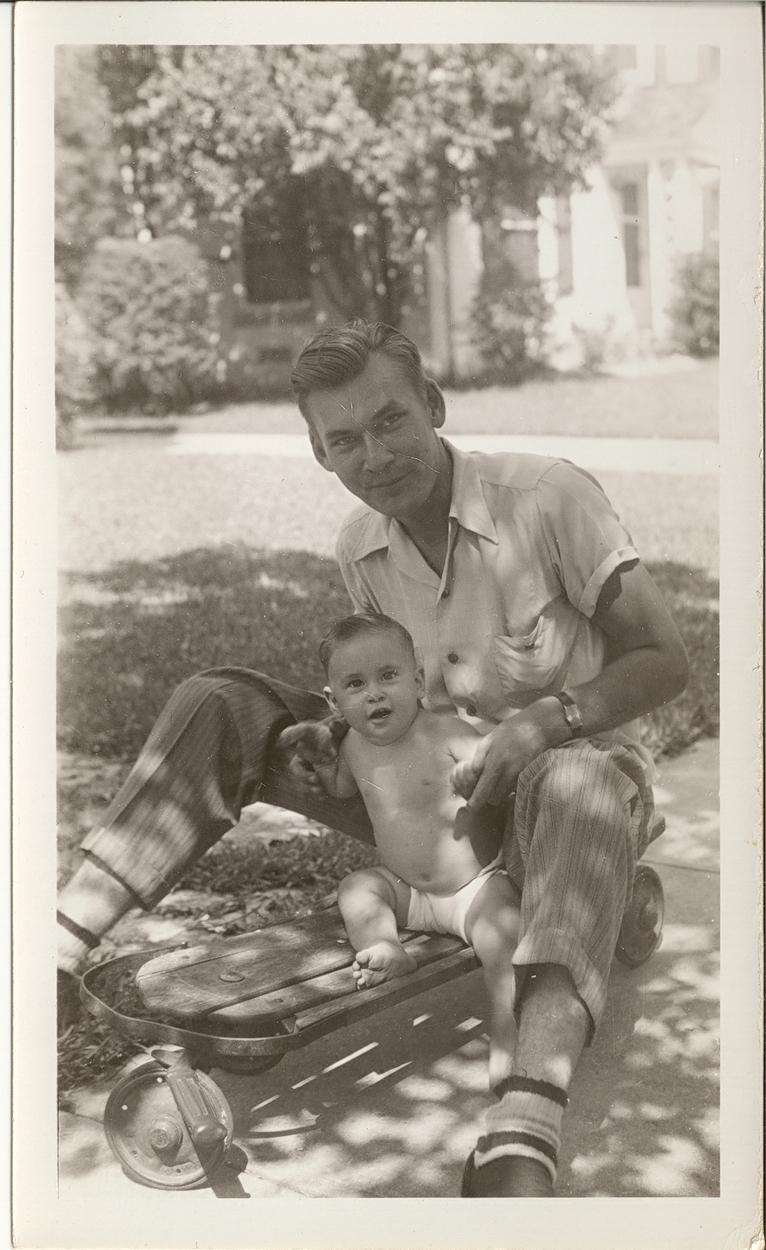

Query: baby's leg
[[465, 872, 522, 1091], [337, 867, 416, 989]]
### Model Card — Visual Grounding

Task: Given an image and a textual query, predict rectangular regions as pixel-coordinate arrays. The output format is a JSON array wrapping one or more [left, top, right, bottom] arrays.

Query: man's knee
[[517, 745, 631, 831], [165, 671, 236, 718], [168, 669, 270, 710]]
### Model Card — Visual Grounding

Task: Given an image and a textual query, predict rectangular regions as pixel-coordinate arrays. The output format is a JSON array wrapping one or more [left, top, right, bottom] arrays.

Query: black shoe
[[461, 1150, 555, 1197], [57, 968, 81, 1033]]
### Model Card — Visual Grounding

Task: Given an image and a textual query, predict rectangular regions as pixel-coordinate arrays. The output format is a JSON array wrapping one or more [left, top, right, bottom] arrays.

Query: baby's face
[[324, 632, 423, 746]]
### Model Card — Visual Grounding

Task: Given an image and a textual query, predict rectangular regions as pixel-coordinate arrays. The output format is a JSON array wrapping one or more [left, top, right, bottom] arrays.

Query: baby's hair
[[319, 613, 416, 676]]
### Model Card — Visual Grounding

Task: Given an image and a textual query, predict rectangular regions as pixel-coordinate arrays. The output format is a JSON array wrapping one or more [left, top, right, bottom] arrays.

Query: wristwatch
[[553, 690, 584, 738]]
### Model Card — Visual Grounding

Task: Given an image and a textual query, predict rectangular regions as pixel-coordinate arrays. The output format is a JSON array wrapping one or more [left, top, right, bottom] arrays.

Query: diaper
[[404, 854, 504, 944]]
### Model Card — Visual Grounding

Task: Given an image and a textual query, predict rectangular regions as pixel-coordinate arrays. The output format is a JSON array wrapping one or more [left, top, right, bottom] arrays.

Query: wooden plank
[[292, 947, 480, 1042], [137, 906, 354, 1015], [204, 932, 467, 1026], [206, 966, 356, 1028], [137, 901, 468, 1021]]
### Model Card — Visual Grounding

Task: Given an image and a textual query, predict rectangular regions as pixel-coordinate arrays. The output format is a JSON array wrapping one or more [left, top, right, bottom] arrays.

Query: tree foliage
[[55, 47, 125, 287], [99, 44, 618, 323]]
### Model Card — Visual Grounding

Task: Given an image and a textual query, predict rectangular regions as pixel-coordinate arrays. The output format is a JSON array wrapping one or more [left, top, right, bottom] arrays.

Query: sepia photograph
[[12, 3, 762, 1248]]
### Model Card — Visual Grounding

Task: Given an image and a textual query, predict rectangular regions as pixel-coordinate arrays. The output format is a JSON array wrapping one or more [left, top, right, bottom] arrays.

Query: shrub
[[78, 236, 224, 413], [570, 316, 621, 372], [55, 282, 96, 447], [668, 252, 719, 357], [470, 257, 552, 385]]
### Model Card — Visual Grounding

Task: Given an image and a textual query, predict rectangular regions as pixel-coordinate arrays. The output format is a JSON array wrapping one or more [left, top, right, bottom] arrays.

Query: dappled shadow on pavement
[[560, 941, 719, 1196], [206, 903, 718, 1198]]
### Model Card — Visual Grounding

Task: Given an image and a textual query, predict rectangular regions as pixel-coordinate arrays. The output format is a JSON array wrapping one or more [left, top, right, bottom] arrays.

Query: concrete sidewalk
[[161, 431, 719, 476], [58, 739, 719, 1200]]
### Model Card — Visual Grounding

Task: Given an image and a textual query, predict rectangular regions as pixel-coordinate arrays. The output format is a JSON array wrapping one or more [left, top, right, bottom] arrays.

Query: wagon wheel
[[104, 1061, 234, 1189], [615, 865, 665, 968]]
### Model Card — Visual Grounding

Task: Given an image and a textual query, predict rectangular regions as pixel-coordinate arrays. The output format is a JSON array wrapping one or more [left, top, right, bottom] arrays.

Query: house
[[223, 43, 720, 388], [425, 43, 720, 375]]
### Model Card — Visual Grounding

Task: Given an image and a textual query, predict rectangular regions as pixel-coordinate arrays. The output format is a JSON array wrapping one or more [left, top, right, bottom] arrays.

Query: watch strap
[[553, 690, 584, 738]]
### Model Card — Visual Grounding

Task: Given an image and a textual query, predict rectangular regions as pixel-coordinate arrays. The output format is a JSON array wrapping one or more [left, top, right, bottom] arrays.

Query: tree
[[100, 44, 618, 324], [55, 47, 126, 287]]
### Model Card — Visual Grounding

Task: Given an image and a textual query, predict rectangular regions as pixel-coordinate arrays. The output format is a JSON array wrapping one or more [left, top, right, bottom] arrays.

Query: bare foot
[[352, 941, 417, 989]]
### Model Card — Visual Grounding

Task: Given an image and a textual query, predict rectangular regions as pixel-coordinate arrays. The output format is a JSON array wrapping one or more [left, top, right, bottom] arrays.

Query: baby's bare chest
[[349, 751, 455, 817]]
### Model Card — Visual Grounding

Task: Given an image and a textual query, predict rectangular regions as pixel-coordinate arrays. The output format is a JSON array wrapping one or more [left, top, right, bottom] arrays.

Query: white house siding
[[425, 209, 484, 378], [540, 168, 643, 369], [425, 49, 719, 377]]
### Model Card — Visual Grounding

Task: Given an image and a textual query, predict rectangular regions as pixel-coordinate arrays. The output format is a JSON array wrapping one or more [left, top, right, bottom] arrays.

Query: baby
[[278, 612, 520, 1087]]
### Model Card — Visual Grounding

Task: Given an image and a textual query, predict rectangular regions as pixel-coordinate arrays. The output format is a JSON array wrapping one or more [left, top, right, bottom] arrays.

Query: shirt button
[[466, 703, 477, 717], [447, 651, 459, 664]]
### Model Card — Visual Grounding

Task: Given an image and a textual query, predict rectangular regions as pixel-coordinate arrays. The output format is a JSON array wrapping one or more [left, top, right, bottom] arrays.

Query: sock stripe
[[86, 852, 143, 906], [475, 1130, 557, 1165], [492, 1075, 568, 1107], [57, 910, 100, 949]]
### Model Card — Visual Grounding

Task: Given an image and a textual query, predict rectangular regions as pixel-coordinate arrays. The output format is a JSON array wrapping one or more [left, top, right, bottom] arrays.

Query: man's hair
[[291, 320, 428, 419], [319, 612, 416, 676]]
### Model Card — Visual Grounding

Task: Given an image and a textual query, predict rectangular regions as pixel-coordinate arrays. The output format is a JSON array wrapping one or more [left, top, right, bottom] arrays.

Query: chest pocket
[[493, 597, 581, 706]]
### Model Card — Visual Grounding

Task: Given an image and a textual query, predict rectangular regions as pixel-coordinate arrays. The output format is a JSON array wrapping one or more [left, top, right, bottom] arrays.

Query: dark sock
[[463, 1151, 555, 1197]]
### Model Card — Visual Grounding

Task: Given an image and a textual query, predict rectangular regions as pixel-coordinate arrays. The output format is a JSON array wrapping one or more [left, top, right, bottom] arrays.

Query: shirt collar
[[344, 439, 498, 564], [447, 441, 499, 544]]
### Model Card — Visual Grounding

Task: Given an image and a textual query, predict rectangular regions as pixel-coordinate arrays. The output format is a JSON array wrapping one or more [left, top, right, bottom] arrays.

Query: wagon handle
[[153, 1047, 228, 1156]]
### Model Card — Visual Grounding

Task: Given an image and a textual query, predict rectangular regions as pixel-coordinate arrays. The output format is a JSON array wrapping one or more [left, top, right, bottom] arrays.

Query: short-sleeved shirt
[[336, 440, 651, 763]]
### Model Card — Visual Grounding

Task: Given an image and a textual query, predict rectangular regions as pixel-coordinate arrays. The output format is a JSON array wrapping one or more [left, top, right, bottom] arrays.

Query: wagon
[[81, 820, 666, 1192]]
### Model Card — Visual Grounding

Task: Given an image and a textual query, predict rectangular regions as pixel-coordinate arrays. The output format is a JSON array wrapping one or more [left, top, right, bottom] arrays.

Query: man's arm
[[466, 562, 689, 808]]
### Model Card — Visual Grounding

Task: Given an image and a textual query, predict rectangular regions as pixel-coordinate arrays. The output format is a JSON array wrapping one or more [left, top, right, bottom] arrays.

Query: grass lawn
[[57, 372, 719, 1092], [58, 450, 718, 791], [112, 357, 719, 441]]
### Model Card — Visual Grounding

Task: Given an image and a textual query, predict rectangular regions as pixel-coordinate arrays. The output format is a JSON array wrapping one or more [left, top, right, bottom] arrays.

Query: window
[[498, 207, 539, 283], [620, 183, 641, 288]]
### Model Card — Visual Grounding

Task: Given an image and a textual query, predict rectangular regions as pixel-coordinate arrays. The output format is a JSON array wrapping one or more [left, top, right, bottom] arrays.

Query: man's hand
[[456, 563, 690, 809], [458, 702, 567, 808], [275, 717, 348, 790]]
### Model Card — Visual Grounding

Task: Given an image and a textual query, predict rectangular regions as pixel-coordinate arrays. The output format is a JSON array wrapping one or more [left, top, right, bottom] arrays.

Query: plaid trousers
[[81, 668, 653, 1032]]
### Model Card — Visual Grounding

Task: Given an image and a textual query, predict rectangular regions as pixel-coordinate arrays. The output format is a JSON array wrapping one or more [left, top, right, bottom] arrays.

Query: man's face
[[324, 631, 424, 746], [304, 352, 448, 521]]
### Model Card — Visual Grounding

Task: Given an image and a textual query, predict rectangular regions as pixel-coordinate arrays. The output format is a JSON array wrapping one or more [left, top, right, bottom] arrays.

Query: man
[[58, 321, 688, 1196]]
